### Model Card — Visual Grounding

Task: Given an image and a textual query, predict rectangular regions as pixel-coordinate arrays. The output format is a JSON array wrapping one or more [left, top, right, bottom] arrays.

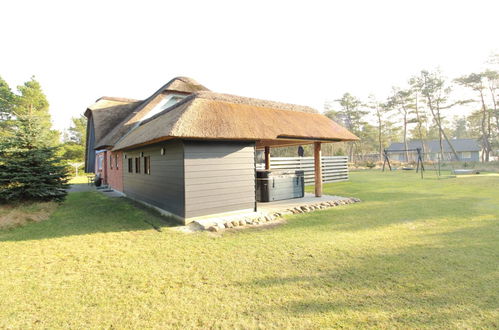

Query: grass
[[0, 202, 58, 230], [0, 171, 498, 328], [68, 175, 92, 184]]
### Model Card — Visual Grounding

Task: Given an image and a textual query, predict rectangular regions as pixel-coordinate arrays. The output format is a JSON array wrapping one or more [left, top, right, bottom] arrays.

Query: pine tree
[[0, 112, 69, 203], [15, 77, 60, 147], [0, 75, 17, 139]]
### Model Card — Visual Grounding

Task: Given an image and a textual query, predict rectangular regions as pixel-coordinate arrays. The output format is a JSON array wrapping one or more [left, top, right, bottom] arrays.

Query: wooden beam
[[264, 146, 271, 170], [314, 142, 322, 197]]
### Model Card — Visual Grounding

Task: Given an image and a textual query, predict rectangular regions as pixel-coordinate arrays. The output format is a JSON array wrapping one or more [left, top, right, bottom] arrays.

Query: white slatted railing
[[266, 156, 349, 185]]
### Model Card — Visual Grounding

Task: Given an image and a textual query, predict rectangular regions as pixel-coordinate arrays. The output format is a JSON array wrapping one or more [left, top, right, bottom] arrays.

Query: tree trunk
[[403, 110, 409, 162], [414, 94, 426, 159], [425, 95, 460, 161], [489, 86, 499, 133], [478, 91, 491, 162], [377, 110, 383, 162]]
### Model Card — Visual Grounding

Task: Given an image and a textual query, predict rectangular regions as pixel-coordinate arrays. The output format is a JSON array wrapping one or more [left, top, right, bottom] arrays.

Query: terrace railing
[[264, 156, 349, 185]]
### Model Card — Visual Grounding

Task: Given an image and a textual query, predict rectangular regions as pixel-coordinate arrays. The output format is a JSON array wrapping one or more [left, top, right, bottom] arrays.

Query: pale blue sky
[[1, 0, 497, 131]]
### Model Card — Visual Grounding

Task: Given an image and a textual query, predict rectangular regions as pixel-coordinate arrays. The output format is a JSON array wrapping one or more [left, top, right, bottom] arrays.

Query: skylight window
[[141, 94, 185, 121]]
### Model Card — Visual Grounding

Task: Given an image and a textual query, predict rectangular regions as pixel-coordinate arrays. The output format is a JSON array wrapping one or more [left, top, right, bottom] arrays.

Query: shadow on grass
[[0, 191, 180, 242], [244, 220, 499, 327]]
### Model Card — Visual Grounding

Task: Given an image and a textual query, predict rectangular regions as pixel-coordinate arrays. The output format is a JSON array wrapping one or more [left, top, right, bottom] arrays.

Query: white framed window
[[462, 151, 471, 159], [141, 94, 186, 121]]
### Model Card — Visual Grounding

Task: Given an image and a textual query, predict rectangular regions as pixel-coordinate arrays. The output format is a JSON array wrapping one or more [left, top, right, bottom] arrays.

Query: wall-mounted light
[[161, 148, 166, 155]]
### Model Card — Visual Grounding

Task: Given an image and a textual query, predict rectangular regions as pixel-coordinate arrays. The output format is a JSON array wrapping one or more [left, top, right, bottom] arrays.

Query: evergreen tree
[[0, 75, 17, 138], [455, 72, 494, 161], [386, 88, 415, 161], [0, 112, 69, 203], [326, 93, 368, 161], [60, 115, 86, 162], [15, 76, 60, 146], [416, 70, 460, 160], [366, 95, 398, 161]]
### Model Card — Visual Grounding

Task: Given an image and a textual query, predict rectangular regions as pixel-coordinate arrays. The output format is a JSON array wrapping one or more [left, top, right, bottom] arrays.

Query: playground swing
[[382, 148, 425, 179]]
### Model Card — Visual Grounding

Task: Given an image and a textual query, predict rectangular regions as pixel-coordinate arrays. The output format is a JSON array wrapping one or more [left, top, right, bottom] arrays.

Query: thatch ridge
[[160, 77, 210, 93], [96, 96, 141, 103], [196, 91, 318, 114], [136, 91, 318, 128]]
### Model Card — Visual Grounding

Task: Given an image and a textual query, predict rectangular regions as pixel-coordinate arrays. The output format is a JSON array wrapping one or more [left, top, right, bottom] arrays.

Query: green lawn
[[0, 171, 497, 328]]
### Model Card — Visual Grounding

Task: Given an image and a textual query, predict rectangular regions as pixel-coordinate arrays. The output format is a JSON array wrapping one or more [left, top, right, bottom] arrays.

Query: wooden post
[[314, 142, 322, 197], [264, 146, 270, 170]]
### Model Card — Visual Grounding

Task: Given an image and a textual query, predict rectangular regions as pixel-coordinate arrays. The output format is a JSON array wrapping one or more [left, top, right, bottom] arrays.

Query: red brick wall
[[106, 151, 124, 192]]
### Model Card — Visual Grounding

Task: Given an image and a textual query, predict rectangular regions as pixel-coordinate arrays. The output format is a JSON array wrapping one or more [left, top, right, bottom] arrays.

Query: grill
[[256, 170, 305, 202]]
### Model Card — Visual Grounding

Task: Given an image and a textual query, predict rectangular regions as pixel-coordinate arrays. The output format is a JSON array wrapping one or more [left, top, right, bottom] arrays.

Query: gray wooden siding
[[123, 140, 185, 218], [183, 141, 256, 219], [85, 117, 96, 173]]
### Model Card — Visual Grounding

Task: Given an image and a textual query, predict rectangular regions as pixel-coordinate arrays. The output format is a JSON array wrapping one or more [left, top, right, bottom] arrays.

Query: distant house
[[84, 77, 358, 224], [386, 138, 482, 162]]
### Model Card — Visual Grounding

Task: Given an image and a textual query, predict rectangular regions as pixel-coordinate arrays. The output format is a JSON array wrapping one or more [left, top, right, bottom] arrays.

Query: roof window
[[141, 94, 185, 121]]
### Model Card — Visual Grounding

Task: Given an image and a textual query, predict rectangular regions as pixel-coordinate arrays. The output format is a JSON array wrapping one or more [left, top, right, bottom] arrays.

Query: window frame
[[128, 158, 133, 173], [462, 151, 472, 159], [144, 156, 151, 175], [135, 157, 141, 174]]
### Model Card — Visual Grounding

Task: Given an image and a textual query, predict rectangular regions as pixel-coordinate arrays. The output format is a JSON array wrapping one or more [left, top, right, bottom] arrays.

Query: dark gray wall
[[123, 140, 185, 218], [183, 140, 256, 219], [392, 150, 481, 162], [466, 151, 480, 162], [85, 117, 96, 173]]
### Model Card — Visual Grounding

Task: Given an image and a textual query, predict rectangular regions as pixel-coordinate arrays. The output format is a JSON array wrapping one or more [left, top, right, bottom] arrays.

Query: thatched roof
[[87, 77, 210, 149], [84, 98, 142, 144], [112, 91, 358, 150], [161, 77, 210, 93]]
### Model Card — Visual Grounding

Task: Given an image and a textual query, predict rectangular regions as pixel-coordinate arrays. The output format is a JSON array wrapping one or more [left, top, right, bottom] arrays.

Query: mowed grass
[[68, 175, 91, 184], [0, 172, 498, 328]]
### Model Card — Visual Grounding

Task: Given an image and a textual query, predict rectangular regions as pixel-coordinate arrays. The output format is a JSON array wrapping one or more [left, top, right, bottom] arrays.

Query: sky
[[1, 0, 498, 132]]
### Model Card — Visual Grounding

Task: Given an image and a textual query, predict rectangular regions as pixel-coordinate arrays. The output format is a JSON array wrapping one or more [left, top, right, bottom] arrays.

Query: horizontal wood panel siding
[[265, 156, 349, 184], [184, 141, 256, 218], [123, 140, 185, 217], [85, 117, 96, 173]]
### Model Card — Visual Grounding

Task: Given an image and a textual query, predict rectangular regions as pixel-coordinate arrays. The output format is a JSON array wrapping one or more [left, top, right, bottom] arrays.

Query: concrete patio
[[183, 193, 361, 232]]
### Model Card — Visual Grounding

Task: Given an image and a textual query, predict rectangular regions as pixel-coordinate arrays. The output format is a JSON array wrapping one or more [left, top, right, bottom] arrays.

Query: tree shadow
[[243, 220, 499, 327], [0, 191, 180, 242]]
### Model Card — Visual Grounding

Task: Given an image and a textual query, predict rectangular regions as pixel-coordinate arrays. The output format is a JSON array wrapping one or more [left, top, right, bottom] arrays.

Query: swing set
[[382, 148, 425, 179]]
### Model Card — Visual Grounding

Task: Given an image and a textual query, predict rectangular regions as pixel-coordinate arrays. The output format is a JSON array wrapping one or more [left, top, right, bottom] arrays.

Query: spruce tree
[[0, 75, 16, 139], [16, 77, 60, 146], [0, 112, 69, 203]]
